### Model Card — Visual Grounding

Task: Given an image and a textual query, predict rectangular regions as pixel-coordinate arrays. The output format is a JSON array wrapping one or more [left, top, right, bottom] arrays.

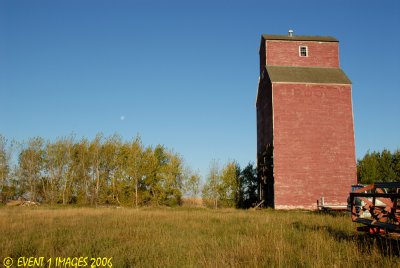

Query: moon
[[120, 115, 125, 121]]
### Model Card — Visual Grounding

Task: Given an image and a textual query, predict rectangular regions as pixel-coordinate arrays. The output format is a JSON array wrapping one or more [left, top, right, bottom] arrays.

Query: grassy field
[[1, 207, 399, 267]]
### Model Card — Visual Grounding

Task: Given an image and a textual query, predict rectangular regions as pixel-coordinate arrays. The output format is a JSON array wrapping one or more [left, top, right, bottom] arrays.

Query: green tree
[[141, 146, 157, 205], [127, 136, 144, 207], [141, 145, 184, 206], [43, 137, 73, 204], [71, 138, 91, 204], [88, 134, 103, 205], [394, 149, 400, 181], [109, 135, 127, 205], [357, 151, 380, 184], [150, 145, 168, 205], [98, 134, 122, 204], [161, 151, 184, 206], [378, 149, 397, 182], [357, 149, 400, 183], [0, 135, 11, 202], [238, 163, 258, 209], [219, 161, 240, 208], [202, 160, 221, 208], [18, 137, 44, 202], [183, 168, 201, 199]]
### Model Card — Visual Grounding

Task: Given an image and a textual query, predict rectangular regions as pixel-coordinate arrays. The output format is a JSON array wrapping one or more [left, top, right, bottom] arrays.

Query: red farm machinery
[[349, 182, 400, 236]]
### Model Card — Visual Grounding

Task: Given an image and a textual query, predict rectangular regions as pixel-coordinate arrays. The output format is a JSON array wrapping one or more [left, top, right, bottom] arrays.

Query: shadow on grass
[[291, 221, 400, 257], [311, 210, 348, 218]]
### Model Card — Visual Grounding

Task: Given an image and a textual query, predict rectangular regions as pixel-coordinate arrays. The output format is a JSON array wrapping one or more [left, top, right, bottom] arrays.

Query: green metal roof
[[262, 34, 338, 42], [266, 66, 351, 84]]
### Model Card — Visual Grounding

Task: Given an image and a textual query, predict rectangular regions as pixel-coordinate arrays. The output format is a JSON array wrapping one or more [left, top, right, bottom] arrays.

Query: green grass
[[1, 207, 399, 267]]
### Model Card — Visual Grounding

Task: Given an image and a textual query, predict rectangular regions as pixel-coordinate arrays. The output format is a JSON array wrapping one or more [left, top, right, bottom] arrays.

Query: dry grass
[[181, 197, 204, 207], [1, 206, 399, 267]]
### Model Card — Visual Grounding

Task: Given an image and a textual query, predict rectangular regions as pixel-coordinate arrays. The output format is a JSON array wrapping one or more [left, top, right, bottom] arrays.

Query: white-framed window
[[299, 46, 308, 57]]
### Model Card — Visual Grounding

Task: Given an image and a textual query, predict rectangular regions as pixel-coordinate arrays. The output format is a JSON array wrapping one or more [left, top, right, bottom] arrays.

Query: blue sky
[[1, 0, 399, 179]]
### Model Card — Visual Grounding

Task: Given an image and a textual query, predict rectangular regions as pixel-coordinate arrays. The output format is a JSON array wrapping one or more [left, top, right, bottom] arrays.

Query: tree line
[[0, 134, 258, 208], [357, 149, 400, 184], [3, 133, 398, 206]]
